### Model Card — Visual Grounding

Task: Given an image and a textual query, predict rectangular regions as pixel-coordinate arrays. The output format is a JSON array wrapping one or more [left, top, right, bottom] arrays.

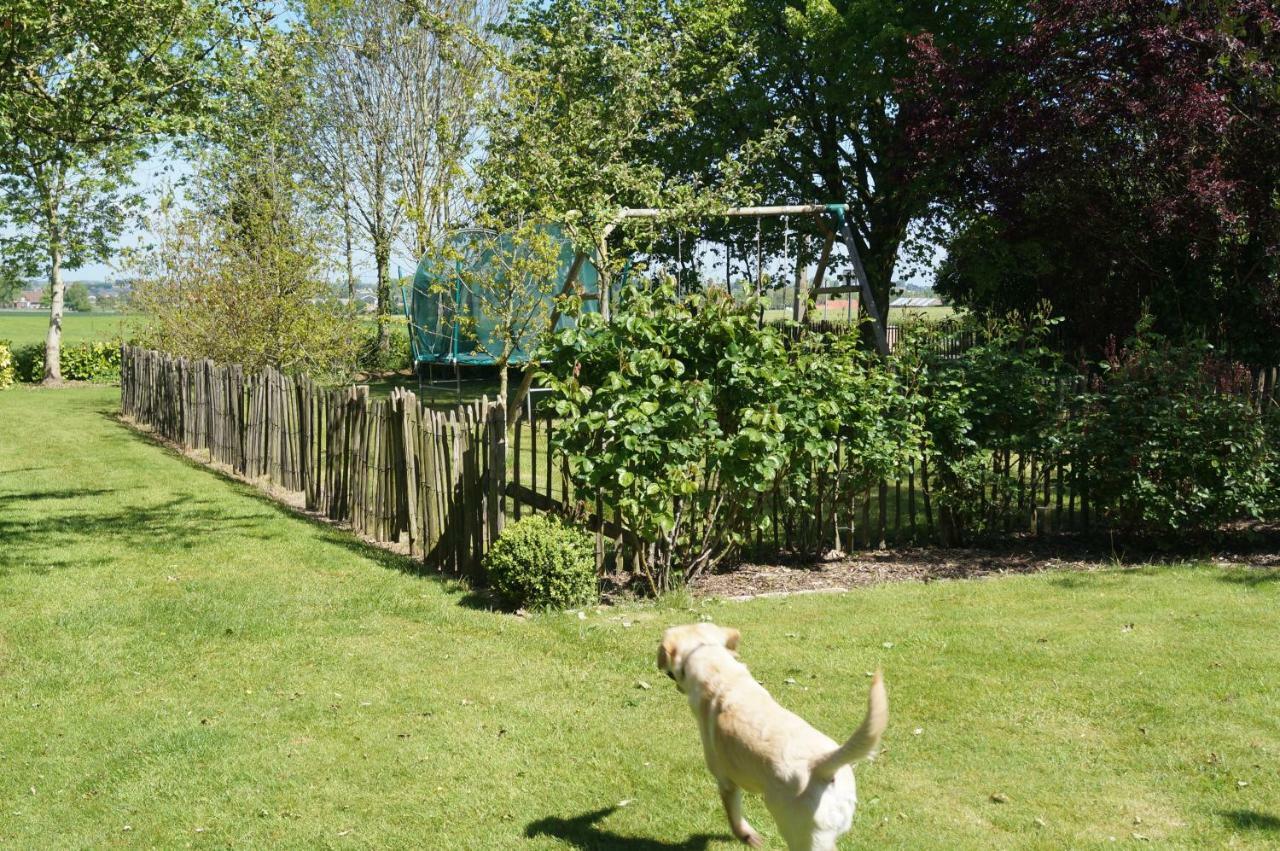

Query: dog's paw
[[736, 828, 764, 848]]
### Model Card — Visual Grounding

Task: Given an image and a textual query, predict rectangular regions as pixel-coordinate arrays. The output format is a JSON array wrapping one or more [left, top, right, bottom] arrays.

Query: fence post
[[487, 401, 506, 548]]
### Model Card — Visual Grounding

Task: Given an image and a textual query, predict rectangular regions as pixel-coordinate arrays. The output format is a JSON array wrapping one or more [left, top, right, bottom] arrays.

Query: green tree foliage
[[484, 0, 781, 248], [63, 283, 91, 312], [130, 196, 361, 380], [0, 0, 264, 383], [482, 0, 786, 424], [425, 222, 566, 405], [0, 267, 24, 305], [656, 0, 1023, 322], [129, 35, 361, 380]]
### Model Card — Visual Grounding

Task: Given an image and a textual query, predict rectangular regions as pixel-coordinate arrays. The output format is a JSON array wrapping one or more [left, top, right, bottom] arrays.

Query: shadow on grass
[[0, 487, 113, 506], [316, 533, 507, 611], [1046, 565, 1171, 589], [1218, 568, 1280, 588], [1220, 809, 1280, 832], [0, 466, 49, 477], [525, 807, 725, 850], [0, 493, 273, 576], [109, 413, 494, 604]]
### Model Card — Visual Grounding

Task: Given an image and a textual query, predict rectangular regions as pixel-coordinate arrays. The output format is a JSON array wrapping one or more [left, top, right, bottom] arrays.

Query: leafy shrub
[[128, 173, 364, 381], [0, 341, 14, 390], [1264, 401, 1280, 516], [61, 341, 121, 380], [896, 309, 1068, 543], [484, 515, 597, 610], [543, 283, 916, 589], [12, 341, 121, 382], [1075, 323, 1269, 536], [12, 344, 42, 382], [357, 317, 413, 373]]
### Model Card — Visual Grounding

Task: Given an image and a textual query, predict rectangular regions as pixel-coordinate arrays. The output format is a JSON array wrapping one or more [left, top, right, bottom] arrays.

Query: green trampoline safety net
[[406, 225, 604, 365]]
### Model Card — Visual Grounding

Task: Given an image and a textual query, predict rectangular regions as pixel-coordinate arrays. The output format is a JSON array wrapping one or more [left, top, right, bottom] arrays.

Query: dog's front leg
[[719, 782, 764, 848]]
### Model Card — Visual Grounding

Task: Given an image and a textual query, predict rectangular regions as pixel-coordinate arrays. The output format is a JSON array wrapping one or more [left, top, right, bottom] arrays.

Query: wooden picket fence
[[507, 366, 1280, 570], [120, 346, 506, 577], [121, 345, 1280, 581], [501, 397, 1098, 566]]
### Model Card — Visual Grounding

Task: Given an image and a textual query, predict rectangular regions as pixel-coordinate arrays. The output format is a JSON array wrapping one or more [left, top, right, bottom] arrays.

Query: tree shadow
[[0, 487, 114, 507], [110, 412, 500, 606], [1221, 809, 1280, 831], [0, 466, 48, 477], [0, 492, 273, 577], [525, 806, 726, 851], [1218, 568, 1280, 588]]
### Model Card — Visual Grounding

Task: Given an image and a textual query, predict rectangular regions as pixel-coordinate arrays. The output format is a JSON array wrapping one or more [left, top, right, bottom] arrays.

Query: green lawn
[[0, 310, 137, 347], [2, 386, 1278, 849]]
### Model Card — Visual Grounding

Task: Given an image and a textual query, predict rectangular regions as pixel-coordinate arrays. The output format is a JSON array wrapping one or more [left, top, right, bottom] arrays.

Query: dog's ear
[[722, 627, 741, 651], [657, 640, 672, 673]]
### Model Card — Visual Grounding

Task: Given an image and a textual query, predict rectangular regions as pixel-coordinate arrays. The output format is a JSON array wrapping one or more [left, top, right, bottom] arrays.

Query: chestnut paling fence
[[122, 346, 1280, 577], [512, 386, 1096, 564], [503, 366, 1280, 570], [121, 346, 506, 577]]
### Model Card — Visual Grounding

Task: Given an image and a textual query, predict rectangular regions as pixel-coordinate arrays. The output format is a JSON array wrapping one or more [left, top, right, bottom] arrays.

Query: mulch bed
[[690, 529, 1280, 599]]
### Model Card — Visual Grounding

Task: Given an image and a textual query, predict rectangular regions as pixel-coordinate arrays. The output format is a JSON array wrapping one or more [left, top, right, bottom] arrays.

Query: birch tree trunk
[[43, 202, 65, 385]]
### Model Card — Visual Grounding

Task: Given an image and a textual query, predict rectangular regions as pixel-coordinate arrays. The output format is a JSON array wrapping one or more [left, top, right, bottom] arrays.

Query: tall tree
[[488, 0, 761, 245], [393, 0, 505, 261], [662, 1, 1023, 327], [908, 0, 1280, 361], [0, 0, 261, 383], [305, 0, 409, 355], [481, 0, 782, 424], [131, 34, 360, 379]]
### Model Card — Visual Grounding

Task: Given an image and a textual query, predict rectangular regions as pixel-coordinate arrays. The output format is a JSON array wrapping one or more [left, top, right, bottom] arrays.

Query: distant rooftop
[[890, 296, 944, 308]]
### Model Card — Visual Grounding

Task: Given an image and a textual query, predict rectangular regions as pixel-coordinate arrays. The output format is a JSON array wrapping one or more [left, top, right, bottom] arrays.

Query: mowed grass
[[2, 387, 1279, 849], [0, 310, 137, 347]]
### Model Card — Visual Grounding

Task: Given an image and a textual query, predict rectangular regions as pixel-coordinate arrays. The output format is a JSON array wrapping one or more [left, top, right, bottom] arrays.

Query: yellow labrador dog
[[658, 623, 887, 851]]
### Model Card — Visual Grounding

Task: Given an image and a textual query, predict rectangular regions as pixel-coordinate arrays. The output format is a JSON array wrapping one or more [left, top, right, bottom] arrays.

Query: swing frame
[[508, 202, 890, 425]]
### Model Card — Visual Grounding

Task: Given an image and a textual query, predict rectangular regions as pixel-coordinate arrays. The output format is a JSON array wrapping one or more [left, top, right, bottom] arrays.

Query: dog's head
[[657, 623, 741, 692]]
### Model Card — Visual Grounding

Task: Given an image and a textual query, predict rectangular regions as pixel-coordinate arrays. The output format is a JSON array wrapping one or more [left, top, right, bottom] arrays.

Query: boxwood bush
[[483, 515, 596, 610]]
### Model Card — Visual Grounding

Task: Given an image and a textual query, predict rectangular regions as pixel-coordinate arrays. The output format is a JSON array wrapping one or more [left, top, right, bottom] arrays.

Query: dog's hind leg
[[719, 783, 764, 848]]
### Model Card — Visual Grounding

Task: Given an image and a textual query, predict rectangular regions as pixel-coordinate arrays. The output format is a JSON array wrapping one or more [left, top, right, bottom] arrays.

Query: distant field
[[0, 310, 137, 348], [760, 305, 956, 324]]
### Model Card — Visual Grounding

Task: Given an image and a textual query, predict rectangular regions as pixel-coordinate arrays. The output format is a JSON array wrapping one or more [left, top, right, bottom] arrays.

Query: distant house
[[13, 289, 46, 310]]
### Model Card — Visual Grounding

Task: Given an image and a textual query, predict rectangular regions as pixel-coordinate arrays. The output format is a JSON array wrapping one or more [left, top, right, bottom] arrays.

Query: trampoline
[[405, 225, 607, 367]]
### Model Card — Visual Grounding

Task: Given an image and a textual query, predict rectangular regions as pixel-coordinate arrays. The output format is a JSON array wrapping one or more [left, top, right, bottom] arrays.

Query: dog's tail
[[811, 670, 888, 780]]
